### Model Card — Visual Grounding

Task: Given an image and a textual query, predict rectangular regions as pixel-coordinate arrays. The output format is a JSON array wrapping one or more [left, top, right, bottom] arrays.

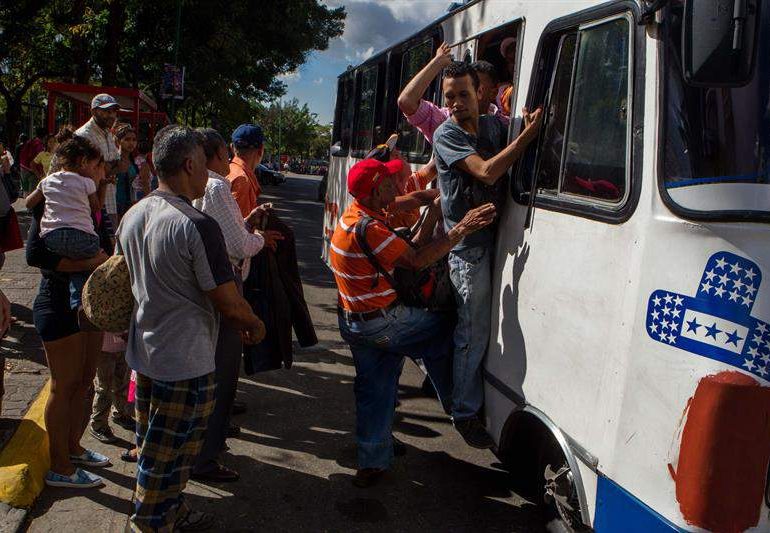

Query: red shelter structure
[[43, 82, 168, 142]]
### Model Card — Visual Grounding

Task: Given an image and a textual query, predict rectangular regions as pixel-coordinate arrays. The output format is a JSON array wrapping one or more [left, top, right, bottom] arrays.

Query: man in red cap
[[330, 157, 495, 488]]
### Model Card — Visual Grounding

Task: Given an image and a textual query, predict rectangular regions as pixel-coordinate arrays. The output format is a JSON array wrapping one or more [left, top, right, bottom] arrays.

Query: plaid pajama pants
[[130, 373, 216, 533]]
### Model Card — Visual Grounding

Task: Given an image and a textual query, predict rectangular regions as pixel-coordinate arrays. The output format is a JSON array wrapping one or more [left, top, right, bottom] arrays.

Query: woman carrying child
[[26, 136, 113, 488]]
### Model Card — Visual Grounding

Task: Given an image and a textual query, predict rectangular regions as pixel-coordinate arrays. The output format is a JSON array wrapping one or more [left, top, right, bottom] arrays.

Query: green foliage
[[0, 0, 346, 145], [254, 99, 330, 160]]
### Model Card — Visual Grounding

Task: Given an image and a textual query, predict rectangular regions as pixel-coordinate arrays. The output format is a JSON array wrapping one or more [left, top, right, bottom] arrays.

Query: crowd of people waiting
[[12, 92, 317, 531]]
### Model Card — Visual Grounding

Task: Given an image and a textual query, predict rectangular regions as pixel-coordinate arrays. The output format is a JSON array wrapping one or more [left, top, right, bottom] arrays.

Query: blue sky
[[280, 0, 452, 124]]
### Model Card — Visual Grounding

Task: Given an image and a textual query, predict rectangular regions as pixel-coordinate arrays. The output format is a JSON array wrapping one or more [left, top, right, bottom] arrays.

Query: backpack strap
[[353, 216, 401, 291]]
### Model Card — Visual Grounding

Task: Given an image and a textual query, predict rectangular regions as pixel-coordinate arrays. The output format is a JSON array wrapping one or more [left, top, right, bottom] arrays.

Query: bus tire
[[498, 410, 590, 532]]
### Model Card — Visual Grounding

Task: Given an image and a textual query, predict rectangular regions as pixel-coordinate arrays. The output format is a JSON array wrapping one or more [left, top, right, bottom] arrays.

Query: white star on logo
[[758, 323, 768, 334], [658, 330, 667, 341], [651, 310, 660, 321], [701, 282, 713, 294], [673, 295, 684, 307], [729, 290, 740, 302], [746, 285, 757, 296], [672, 308, 681, 319], [742, 295, 754, 307], [762, 353, 770, 365], [704, 270, 717, 281], [733, 278, 745, 291], [663, 306, 671, 316], [744, 358, 756, 371], [745, 267, 756, 281], [758, 365, 768, 377], [670, 323, 679, 334], [668, 334, 677, 344], [718, 273, 730, 286], [753, 333, 763, 345], [714, 286, 726, 298], [662, 319, 670, 330], [748, 346, 759, 358], [715, 257, 728, 270], [664, 293, 673, 305], [730, 262, 742, 275], [653, 295, 662, 307], [649, 323, 658, 333]]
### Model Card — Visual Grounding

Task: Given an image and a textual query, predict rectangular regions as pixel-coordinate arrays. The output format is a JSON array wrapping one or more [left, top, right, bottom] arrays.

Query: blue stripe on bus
[[594, 475, 684, 532], [666, 172, 769, 189]]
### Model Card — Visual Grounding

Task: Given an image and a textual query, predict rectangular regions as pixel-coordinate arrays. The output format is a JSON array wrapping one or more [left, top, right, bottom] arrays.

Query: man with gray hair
[[190, 128, 282, 483], [117, 125, 265, 531]]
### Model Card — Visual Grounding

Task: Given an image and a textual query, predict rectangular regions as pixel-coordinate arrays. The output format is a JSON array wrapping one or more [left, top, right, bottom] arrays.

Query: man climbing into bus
[[432, 61, 542, 448], [398, 42, 509, 144], [330, 157, 495, 487]]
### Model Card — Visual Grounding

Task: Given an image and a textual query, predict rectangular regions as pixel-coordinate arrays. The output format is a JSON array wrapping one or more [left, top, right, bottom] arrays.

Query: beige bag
[[82, 255, 134, 333]]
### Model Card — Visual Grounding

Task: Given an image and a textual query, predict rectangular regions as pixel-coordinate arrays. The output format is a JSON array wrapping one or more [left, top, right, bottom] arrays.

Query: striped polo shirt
[[330, 200, 408, 313]]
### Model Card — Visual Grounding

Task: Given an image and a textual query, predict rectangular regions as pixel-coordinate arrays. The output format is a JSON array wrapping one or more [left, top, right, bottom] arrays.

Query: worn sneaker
[[45, 468, 103, 489], [454, 418, 494, 449], [89, 425, 117, 444], [70, 449, 111, 467]]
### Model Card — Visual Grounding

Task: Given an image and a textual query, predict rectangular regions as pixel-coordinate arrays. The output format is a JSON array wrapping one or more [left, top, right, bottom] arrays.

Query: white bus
[[323, 1, 770, 530]]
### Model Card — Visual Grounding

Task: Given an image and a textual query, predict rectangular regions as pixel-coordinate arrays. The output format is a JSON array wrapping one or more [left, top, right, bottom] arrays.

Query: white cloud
[[313, 77, 325, 85], [278, 70, 302, 82], [365, 0, 450, 23]]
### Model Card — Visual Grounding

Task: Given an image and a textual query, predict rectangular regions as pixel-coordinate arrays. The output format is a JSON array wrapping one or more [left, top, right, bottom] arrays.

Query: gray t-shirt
[[433, 115, 506, 251], [117, 191, 234, 381]]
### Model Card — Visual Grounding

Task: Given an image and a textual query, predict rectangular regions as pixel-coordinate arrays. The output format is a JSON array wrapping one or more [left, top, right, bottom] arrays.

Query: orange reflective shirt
[[330, 200, 409, 312], [386, 169, 435, 229], [227, 156, 261, 218]]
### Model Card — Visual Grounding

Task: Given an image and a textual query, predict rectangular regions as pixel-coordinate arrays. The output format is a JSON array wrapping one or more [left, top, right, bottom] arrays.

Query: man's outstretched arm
[[397, 42, 453, 116]]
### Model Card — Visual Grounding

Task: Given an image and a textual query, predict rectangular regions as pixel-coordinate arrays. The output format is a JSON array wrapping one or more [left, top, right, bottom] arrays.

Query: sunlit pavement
[[24, 174, 543, 532]]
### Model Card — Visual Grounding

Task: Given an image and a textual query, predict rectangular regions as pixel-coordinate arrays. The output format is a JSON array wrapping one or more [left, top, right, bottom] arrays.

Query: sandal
[[175, 509, 216, 531], [120, 449, 137, 463]]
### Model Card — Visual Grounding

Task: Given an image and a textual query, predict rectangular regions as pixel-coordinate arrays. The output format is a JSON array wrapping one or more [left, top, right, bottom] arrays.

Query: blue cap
[[231, 124, 264, 149]]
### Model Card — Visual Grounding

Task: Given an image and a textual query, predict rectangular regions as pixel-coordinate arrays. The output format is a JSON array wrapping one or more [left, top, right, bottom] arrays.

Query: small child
[[26, 136, 103, 309], [32, 134, 58, 179]]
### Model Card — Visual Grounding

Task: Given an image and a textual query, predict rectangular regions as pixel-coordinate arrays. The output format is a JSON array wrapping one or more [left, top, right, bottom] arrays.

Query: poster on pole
[[161, 64, 185, 100]]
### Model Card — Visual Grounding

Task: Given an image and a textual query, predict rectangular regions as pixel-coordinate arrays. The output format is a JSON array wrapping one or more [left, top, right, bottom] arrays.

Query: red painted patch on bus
[[673, 370, 770, 532]]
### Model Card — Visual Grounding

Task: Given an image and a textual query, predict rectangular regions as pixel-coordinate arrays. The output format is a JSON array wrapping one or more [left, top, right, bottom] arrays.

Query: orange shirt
[[227, 157, 262, 217], [330, 200, 409, 312], [387, 170, 435, 229]]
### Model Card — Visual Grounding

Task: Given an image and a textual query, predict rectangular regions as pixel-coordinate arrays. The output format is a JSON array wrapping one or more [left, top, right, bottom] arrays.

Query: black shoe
[[393, 437, 407, 457], [192, 463, 240, 483], [352, 468, 385, 488], [454, 418, 494, 449], [111, 414, 135, 431], [231, 401, 247, 415], [226, 424, 241, 438], [89, 426, 118, 444]]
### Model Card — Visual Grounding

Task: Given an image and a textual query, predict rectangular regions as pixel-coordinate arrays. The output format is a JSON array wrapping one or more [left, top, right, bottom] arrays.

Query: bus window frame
[[331, 71, 357, 158], [656, 5, 770, 224], [351, 63, 382, 158], [513, 0, 645, 225]]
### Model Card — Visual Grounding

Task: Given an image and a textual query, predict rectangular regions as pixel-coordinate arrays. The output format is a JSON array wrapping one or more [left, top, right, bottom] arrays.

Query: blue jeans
[[339, 305, 453, 470], [43, 228, 100, 309], [448, 246, 492, 421]]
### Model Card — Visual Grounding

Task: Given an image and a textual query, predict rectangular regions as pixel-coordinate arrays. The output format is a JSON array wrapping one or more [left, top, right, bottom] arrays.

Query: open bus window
[[662, 3, 770, 218], [332, 73, 356, 156], [476, 21, 522, 117], [352, 65, 378, 155], [527, 16, 632, 206], [396, 39, 436, 162]]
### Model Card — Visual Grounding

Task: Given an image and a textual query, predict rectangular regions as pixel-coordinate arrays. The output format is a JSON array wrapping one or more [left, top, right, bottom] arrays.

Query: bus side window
[[396, 38, 437, 163], [526, 16, 633, 207], [352, 64, 379, 155], [332, 73, 356, 156]]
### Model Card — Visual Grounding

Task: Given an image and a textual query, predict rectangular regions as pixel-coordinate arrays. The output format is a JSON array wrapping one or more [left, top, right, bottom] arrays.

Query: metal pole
[[170, 0, 182, 123], [277, 99, 282, 168]]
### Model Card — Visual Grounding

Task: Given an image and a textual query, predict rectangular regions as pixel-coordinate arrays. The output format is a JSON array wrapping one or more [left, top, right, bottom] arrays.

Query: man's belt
[[338, 302, 398, 323]]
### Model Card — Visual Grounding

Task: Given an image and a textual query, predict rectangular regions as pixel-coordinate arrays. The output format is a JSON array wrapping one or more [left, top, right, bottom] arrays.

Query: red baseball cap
[[347, 158, 404, 199]]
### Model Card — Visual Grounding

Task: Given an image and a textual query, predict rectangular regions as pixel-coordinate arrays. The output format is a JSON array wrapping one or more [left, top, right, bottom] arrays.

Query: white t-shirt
[[38, 171, 97, 237]]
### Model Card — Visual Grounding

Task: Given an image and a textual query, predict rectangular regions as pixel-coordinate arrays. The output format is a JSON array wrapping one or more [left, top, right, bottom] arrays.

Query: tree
[[0, 0, 346, 145], [254, 99, 329, 160]]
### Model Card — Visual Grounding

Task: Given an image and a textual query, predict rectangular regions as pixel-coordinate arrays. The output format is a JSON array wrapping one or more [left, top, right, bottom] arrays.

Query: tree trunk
[[101, 0, 126, 86], [4, 97, 24, 148]]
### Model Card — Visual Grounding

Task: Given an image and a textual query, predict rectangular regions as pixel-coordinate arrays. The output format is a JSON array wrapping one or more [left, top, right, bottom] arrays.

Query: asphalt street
[[23, 173, 544, 532]]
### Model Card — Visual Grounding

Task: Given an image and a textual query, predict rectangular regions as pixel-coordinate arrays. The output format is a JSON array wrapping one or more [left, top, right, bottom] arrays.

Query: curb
[[0, 380, 50, 510]]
